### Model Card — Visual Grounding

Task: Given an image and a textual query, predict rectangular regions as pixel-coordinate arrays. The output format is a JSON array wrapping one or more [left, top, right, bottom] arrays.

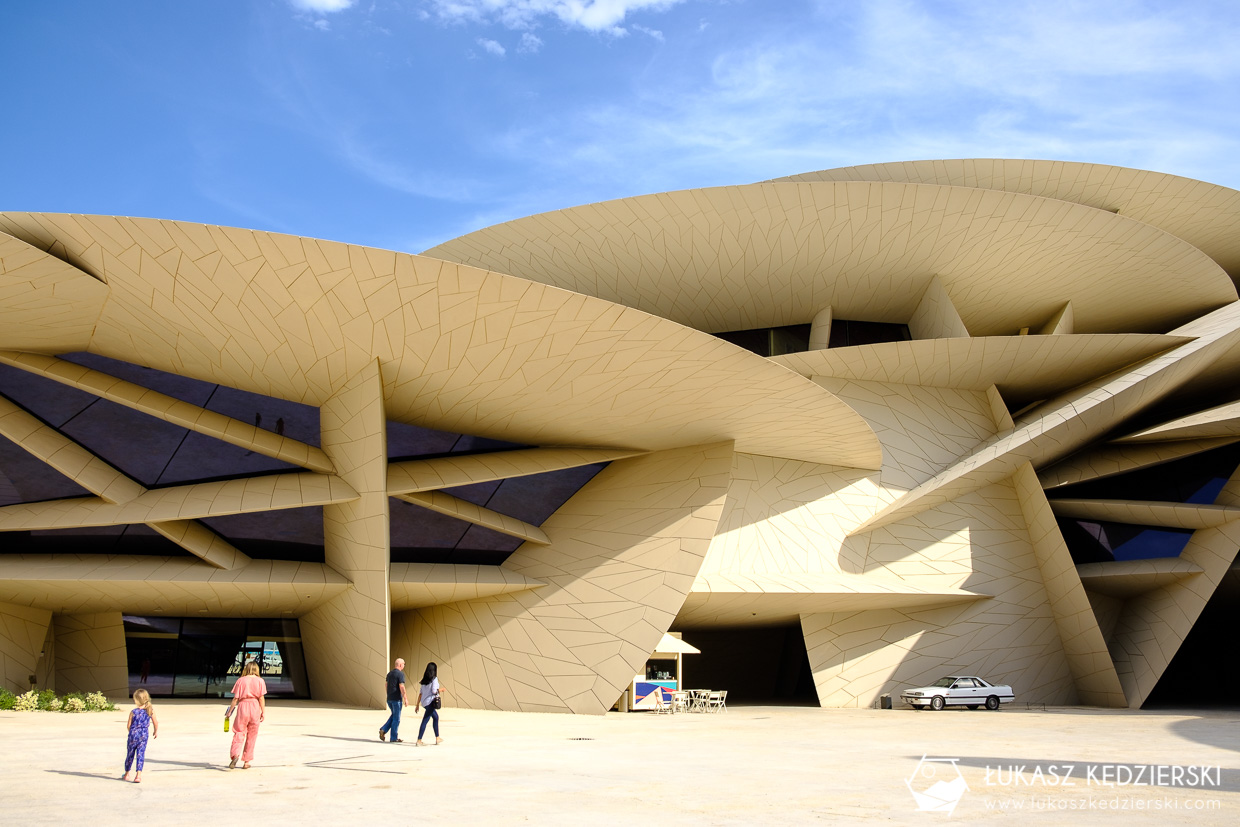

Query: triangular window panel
[[1057, 517, 1194, 564], [386, 419, 524, 462], [0, 429, 91, 505]]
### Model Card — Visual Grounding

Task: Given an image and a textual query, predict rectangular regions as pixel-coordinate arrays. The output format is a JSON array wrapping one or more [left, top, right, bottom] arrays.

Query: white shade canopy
[[654, 633, 700, 655]]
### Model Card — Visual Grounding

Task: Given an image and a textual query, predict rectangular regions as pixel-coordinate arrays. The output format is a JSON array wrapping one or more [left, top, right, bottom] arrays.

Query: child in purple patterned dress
[[122, 689, 158, 783]]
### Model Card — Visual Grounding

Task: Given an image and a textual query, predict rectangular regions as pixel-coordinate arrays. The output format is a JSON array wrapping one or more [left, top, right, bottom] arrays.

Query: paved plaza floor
[[2, 701, 1238, 825]]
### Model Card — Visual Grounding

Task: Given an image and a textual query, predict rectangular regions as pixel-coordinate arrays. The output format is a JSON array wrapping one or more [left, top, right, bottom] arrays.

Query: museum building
[[2, 159, 1239, 712]]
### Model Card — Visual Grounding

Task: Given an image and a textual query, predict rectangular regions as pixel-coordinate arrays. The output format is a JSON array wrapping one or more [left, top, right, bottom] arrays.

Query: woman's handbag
[[432, 693, 442, 710]]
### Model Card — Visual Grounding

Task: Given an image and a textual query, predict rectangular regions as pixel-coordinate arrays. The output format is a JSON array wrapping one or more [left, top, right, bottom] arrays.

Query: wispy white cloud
[[313, 19, 331, 31], [632, 23, 664, 41], [478, 37, 507, 56], [483, 0, 1240, 193], [288, 0, 355, 12], [426, 0, 685, 34], [518, 31, 543, 53]]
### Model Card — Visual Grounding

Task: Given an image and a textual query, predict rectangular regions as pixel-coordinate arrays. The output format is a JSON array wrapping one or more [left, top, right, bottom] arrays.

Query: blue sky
[[3, 1, 1239, 254]]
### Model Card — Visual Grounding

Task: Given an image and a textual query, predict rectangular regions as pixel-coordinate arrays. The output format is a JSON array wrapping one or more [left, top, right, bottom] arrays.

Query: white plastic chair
[[706, 690, 727, 713]]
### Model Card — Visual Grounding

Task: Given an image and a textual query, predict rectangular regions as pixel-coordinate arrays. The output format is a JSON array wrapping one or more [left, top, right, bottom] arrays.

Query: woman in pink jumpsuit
[[225, 661, 268, 769]]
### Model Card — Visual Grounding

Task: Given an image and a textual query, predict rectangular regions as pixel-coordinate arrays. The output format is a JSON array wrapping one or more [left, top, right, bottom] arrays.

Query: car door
[[952, 678, 977, 705]]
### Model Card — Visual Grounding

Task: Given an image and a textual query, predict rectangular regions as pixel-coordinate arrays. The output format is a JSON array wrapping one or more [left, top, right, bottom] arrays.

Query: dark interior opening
[[1046, 442, 1240, 505], [673, 625, 818, 705], [1144, 568, 1240, 708]]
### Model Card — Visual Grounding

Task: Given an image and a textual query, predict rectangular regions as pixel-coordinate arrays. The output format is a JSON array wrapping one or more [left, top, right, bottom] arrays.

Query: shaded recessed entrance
[[670, 625, 818, 706], [1144, 567, 1240, 709]]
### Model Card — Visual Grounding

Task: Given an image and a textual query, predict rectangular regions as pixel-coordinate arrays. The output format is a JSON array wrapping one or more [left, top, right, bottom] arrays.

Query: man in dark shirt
[[379, 657, 409, 743]]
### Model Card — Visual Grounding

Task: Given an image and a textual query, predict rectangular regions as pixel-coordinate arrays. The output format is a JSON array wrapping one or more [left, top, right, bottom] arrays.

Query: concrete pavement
[[2, 702, 1238, 825]]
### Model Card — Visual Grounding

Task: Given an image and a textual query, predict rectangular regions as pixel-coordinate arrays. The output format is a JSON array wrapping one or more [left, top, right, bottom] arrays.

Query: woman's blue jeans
[[418, 706, 439, 739]]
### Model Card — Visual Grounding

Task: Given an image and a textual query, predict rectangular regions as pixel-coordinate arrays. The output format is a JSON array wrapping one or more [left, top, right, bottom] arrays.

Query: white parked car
[[901, 676, 1015, 710]]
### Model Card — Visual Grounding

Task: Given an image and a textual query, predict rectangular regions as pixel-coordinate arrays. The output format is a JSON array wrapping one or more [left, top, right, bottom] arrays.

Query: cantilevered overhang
[[423, 181, 1235, 336], [0, 213, 880, 469], [389, 562, 545, 610], [772, 159, 1240, 281], [676, 572, 989, 628], [1076, 558, 1204, 599], [0, 555, 352, 615], [771, 333, 1189, 399]]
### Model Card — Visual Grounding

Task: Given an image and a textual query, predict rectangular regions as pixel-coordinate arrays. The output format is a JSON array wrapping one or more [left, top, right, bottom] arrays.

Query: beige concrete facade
[[2, 159, 1239, 711]]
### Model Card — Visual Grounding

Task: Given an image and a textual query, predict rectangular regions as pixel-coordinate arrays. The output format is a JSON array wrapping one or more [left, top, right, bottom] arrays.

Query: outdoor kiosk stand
[[629, 633, 700, 711]]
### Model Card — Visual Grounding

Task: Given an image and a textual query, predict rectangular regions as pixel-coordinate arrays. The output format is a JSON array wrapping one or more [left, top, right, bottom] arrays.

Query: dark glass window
[[387, 419, 524, 461], [827, 320, 912, 348], [124, 615, 311, 699], [201, 507, 326, 563], [0, 354, 318, 490], [714, 324, 811, 357], [4, 525, 192, 556], [1047, 443, 1240, 505], [388, 463, 609, 566], [1057, 517, 1194, 564], [714, 320, 911, 356], [0, 430, 91, 505]]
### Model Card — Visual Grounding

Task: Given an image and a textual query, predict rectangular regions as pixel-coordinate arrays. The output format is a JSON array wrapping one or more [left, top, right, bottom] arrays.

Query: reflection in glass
[[1057, 518, 1195, 564], [124, 616, 311, 699]]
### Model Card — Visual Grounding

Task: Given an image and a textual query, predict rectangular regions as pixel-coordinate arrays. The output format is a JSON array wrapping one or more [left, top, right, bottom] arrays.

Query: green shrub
[[85, 691, 112, 711], [5, 687, 118, 712]]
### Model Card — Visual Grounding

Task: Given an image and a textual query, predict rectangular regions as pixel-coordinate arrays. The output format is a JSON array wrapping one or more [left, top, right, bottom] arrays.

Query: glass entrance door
[[124, 616, 311, 698]]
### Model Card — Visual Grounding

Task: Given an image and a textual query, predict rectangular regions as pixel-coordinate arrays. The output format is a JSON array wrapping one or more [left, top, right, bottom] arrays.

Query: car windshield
[[932, 678, 955, 688]]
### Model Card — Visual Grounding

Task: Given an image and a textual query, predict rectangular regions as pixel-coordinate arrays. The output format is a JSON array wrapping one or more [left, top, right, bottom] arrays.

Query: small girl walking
[[122, 689, 158, 783]]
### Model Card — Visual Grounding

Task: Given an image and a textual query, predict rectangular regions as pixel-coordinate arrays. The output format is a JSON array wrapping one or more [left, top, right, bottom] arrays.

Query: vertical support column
[[300, 359, 390, 707], [52, 612, 129, 700], [1010, 464, 1125, 706], [808, 306, 833, 351]]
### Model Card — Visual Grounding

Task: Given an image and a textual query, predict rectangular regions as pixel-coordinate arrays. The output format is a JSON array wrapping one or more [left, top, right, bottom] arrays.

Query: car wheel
[[985, 696, 1000, 710], [930, 695, 945, 711], [967, 705, 978, 710]]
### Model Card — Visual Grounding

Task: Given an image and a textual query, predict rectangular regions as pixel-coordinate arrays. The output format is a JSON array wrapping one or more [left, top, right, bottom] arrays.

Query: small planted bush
[[3, 688, 117, 712]]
